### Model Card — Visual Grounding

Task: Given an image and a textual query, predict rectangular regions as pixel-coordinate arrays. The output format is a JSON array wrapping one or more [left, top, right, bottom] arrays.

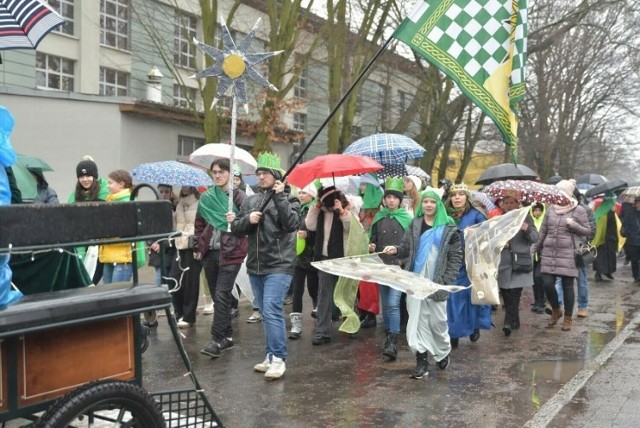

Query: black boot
[[410, 351, 429, 379], [382, 333, 398, 361], [360, 312, 377, 329]]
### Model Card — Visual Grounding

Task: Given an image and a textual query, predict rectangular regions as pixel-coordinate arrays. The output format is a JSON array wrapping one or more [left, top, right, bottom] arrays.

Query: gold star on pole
[[191, 18, 282, 112]]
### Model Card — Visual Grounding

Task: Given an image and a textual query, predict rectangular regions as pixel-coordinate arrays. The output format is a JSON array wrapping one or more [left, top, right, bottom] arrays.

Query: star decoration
[[191, 18, 283, 112]]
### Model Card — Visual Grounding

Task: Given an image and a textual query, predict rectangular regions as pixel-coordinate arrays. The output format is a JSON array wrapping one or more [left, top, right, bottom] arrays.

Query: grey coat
[[498, 214, 539, 289], [532, 204, 591, 278], [394, 218, 463, 301]]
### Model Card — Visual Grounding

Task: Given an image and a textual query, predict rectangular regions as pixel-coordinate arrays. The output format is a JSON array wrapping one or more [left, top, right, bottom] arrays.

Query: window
[[219, 95, 233, 109], [178, 135, 205, 156], [293, 64, 307, 99], [99, 67, 128, 96], [174, 12, 197, 69], [46, 0, 74, 35], [100, 0, 129, 50], [351, 125, 361, 140], [36, 53, 74, 91], [293, 113, 307, 132], [398, 90, 412, 112], [173, 85, 196, 108]]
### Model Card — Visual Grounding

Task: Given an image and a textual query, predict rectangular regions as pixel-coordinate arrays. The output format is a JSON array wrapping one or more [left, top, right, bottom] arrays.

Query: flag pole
[[259, 34, 396, 211]]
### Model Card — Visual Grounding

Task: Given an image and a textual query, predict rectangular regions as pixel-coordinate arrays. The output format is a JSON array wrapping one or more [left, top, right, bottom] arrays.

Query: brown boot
[[547, 307, 563, 327], [561, 315, 572, 331]]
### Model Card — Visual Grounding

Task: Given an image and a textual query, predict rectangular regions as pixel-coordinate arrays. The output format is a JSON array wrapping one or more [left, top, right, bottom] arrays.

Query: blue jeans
[[378, 284, 401, 334], [103, 263, 133, 284], [250, 273, 292, 360], [555, 268, 587, 309], [576, 267, 588, 309]]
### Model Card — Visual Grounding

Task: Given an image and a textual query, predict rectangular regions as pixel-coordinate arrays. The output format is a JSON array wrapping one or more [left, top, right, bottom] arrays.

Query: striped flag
[[394, 0, 527, 159]]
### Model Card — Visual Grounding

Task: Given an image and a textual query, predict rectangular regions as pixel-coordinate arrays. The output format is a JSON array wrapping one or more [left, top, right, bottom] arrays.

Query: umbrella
[[576, 182, 594, 195], [576, 173, 607, 186], [482, 180, 571, 206], [189, 143, 257, 174], [343, 133, 426, 164], [131, 160, 213, 187], [620, 186, 640, 203], [9, 160, 37, 201], [286, 154, 382, 189], [584, 178, 627, 198], [547, 175, 563, 185], [475, 163, 539, 185], [377, 163, 408, 179], [17, 153, 53, 171], [470, 191, 497, 214], [0, 0, 64, 50], [406, 164, 430, 180]]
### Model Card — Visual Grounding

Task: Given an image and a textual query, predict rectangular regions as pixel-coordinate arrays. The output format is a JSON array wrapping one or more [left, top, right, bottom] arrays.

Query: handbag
[[511, 252, 533, 272], [571, 233, 596, 268]]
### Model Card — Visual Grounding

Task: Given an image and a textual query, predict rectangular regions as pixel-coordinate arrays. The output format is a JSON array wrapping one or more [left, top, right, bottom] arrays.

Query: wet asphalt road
[[141, 260, 640, 427]]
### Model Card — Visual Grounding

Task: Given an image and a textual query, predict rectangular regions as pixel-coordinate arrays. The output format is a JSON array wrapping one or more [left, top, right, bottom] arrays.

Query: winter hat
[[76, 159, 98, 179], [556, 179, 577, 199], [255, 152, 284, 181], [318, 185, 341, 208], [406, 175, 422, 192], [300, 183, 317, 199], [384, 176, 404, 201]]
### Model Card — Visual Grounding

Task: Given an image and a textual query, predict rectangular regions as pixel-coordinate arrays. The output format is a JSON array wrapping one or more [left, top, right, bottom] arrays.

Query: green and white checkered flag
[[394, 0, 527, 160]]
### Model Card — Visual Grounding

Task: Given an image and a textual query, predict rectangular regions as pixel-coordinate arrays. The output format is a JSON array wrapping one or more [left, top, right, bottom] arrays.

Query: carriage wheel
[[36, 380, 165, 427]]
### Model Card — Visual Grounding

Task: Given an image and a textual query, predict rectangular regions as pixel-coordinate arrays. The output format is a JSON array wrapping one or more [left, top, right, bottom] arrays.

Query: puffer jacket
[[231, 188, 301, 275], [173, 193, 199, 250], [532, 204, 591, 278], [395, 218, 463, 301]]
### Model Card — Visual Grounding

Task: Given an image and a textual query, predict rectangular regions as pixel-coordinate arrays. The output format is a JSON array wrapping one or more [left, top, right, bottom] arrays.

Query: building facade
[[0, 0, 421, 195]]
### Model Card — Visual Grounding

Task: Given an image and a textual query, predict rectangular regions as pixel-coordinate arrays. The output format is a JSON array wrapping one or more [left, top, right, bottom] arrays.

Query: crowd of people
[[9, 152, 640, 382]]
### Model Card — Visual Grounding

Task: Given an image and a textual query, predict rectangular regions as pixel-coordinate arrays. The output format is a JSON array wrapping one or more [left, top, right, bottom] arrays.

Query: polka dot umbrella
[[482, 179, 571, 206]]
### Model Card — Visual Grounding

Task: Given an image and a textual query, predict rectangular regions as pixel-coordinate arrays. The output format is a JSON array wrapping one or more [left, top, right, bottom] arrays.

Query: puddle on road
[[515, 359, 585, 384]]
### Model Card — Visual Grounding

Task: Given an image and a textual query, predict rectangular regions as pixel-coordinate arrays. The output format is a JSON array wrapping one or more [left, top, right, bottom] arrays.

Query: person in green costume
[[368, 176, 412, 361]]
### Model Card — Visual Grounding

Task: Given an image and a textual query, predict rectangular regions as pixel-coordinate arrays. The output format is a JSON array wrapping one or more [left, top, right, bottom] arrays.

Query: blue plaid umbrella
[[131, 161, 213, 187], [344, 133, 425, 164]]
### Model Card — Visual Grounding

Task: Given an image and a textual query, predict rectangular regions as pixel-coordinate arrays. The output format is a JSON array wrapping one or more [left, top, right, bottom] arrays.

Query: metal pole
[[258, 35, 395, 211]]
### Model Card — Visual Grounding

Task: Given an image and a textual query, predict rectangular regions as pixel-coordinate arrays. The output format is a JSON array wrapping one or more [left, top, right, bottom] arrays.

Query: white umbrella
[[189, 143, 257, 174]]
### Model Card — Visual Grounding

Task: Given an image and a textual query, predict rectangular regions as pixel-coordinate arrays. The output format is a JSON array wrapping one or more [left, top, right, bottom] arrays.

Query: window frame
[[177, 135, 205, 157], [35, 52, 75, 91], [100, 0, 130, 51], [99, 67, 129, 96], [46, 0, 75, 36], [174, 11, 198, 70]]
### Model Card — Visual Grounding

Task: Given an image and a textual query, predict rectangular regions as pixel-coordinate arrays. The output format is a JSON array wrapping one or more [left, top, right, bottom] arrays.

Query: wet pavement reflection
[[141, 262, 640, 427]]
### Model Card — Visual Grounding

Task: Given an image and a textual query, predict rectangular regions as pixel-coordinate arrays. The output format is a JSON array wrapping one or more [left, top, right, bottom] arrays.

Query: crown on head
[[449, 183, 469, 194], [385, 176, 405, 193], [256, 152, 283, 172]]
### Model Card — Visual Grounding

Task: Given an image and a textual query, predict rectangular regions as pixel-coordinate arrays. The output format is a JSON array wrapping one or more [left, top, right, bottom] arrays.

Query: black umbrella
[[576, 173, 607, 186], [584, 178, 627, 198], [547, 175, 563, 185], [475, 163, 539, 185]]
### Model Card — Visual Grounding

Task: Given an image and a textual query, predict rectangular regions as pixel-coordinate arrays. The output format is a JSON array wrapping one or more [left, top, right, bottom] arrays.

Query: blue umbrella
[[344, 133, 425, 164], [131, 161, 213, 187]]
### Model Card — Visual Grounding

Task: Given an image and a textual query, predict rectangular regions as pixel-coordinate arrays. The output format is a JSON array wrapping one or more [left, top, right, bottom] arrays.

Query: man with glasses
[[195, 159, 248, 359], [230, 152, 300, 380]]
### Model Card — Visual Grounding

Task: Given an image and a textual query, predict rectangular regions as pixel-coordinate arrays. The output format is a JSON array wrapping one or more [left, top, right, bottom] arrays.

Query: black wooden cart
[[0, 196, 222, 427]]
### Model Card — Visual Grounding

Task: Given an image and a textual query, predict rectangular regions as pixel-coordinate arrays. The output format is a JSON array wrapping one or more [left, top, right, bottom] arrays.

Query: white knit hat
[[300, 183, 318, 198], [407, 175, 422, 192], [556, 179, 576, 198]]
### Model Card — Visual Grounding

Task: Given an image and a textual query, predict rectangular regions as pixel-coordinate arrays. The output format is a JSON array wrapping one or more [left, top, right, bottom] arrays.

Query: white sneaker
[[254, 355, 271, 373], [177, 320, 194, 329], [247, 311, 262, 323], [264, 356, 286, 380], [203, 303, 214, 315]]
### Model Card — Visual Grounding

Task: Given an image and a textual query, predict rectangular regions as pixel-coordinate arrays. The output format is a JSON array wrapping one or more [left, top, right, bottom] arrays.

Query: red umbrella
[[482, 180, 571, 206], [286, 154, 383, 188]]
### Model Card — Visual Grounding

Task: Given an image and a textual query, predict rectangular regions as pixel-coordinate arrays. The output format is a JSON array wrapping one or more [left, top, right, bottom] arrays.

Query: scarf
[[360, 183, 383, 210], [198, 186, 238, 231], [300, 199, 315, 215], [446, 206, 466, 224], [412, 224, 445, 279], [370, 206, 413, 233], [106, 188, 131, 202]]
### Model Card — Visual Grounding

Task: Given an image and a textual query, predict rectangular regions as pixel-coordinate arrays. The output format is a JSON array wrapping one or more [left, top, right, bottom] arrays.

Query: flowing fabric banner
[[464, 206, 530, 305]]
